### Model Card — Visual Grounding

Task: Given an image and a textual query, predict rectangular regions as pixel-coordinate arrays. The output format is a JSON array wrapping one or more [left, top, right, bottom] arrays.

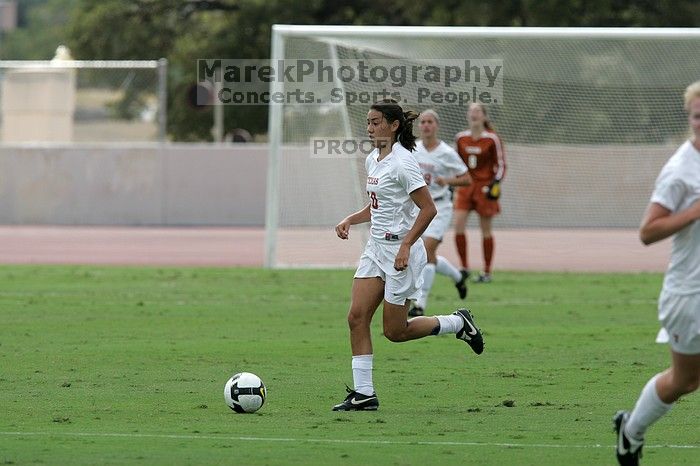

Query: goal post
[[265, 26, 700, 268]]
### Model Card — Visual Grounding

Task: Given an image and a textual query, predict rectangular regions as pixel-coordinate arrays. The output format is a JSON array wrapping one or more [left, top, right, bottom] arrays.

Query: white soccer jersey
[[650, 140, 700, 295], [365, 142, 427, 242], [414, 140, 468, 200]]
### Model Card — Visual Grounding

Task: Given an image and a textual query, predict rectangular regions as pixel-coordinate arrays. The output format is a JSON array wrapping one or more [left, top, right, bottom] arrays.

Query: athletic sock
[[352, 354, 374, 396], [483, 236, 494, 274], [417, 263, 436, 309], [625, 374, 673, 441], [455, 233, 468, 269], [435, 314, 463, 335], [436, 255, 462, 282]]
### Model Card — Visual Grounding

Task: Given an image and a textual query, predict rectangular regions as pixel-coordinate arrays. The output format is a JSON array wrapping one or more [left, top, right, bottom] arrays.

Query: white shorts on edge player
[[422, 197, 453, 241], [354, 237, 427, 305], [655, 290, 700, 354]]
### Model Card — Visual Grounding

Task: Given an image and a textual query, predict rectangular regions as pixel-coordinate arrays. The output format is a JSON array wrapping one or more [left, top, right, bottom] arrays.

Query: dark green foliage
[[3, 1, 700, 140]]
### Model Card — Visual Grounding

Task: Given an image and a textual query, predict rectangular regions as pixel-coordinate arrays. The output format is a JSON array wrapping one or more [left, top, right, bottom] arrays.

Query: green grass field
[[1, 265, 698, 465]]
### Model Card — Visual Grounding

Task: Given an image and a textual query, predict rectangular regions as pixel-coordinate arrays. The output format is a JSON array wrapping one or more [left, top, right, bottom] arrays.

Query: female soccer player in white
[[409, 110, 472, 317], [333, 99, 484, 411], [614, 81, 700, 466]]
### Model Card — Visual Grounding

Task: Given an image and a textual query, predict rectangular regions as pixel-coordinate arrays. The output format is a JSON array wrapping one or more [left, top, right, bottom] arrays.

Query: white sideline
[[0, 431, 697, 449]]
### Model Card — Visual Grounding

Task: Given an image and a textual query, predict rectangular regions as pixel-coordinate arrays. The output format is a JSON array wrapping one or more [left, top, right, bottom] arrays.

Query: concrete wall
[[0, 143, 268, 226], [0, 141, 677, 228], [2, 68, 76, 142]]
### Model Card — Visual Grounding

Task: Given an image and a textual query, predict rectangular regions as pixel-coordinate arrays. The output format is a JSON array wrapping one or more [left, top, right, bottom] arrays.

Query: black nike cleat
[[408, 303, 424, 317], [455, 270, 469, 300], [454, 308, 484, 355], [332, 386, 379, 411], [613, 410, 643, 466]]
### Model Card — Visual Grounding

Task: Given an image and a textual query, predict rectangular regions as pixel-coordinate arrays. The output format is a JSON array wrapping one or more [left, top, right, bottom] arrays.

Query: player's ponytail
[[370, 99, 418, 151], [398, 110, 419, 151], [478, 103, 495, 131]]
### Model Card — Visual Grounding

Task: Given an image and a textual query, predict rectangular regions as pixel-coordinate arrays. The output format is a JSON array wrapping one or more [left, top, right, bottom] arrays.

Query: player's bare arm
[[639, 199, 700, 245], [436, 171, 472, 187], [335, 203, 371, 240], [394, 187, 436, 271]]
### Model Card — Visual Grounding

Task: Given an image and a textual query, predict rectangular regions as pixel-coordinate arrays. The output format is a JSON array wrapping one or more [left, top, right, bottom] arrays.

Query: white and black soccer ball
[[224, 372, 266, 413]]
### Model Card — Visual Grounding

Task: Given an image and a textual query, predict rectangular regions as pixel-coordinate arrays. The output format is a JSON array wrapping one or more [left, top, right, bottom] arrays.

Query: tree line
[[1, 0, 698, 141]]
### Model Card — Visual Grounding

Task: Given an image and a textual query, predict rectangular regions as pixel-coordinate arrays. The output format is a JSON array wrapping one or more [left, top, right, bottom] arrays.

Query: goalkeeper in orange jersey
[[453, 103, 505, 283]]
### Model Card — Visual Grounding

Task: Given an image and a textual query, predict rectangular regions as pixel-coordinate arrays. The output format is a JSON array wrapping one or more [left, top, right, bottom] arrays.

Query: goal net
[[265, 26, 700, 267]]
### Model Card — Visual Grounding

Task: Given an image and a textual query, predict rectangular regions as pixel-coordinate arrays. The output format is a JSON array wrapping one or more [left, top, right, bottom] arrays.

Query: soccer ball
[[224, 372, 266, 413]]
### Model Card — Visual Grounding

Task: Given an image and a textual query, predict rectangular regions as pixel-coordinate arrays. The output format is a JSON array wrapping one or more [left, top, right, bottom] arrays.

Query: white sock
[[417, 263, 436, 309], [436, 255, 461, 282], [352, 354, 374, 396], [625, 374, 673, 441], [435, 314, 463, 335]]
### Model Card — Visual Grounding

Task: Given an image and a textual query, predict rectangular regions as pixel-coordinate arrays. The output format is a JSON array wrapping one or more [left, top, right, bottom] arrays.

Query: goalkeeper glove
[[486, 179, 501, 200]]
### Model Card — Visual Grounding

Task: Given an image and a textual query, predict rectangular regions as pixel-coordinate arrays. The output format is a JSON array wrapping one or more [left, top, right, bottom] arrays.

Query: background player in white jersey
[[332, 99, 484, 411], [614, 81, 700, 466], [409, 109, 472, 317]]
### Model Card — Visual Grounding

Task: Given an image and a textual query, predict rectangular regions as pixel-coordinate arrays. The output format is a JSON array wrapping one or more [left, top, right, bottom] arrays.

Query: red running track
[[0, 226, 670, 272]]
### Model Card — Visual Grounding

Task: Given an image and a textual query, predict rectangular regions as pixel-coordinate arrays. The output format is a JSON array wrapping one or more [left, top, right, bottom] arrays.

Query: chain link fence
[[0, 59, 167, 143]]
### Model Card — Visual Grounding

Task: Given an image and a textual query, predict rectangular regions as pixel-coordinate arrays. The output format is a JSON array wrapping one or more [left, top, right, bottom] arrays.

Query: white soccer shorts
[[655, 289, 700, 355], [423, 198, 453, 241], [354, 237, 427, 305]]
